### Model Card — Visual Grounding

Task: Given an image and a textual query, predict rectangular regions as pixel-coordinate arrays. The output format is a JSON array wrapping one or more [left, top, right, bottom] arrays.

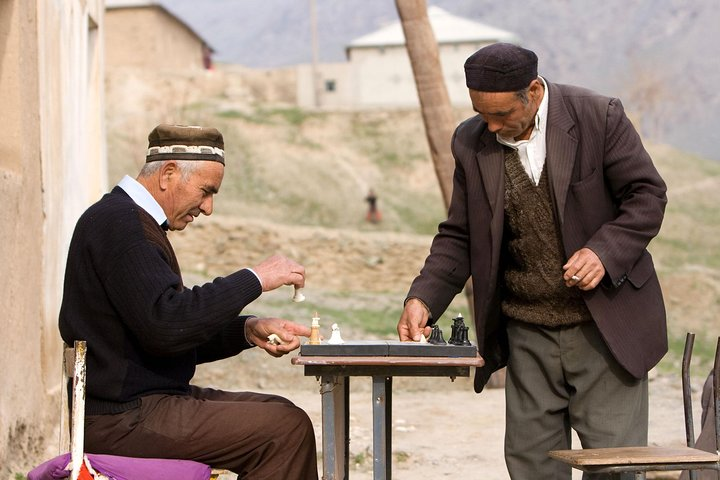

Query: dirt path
[[195, 348, 699, 480]]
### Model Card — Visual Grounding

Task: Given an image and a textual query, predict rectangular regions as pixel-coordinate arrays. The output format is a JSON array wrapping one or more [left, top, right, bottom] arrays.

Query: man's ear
[[529, 78, 544, 101], [158, 161, 178, 191]]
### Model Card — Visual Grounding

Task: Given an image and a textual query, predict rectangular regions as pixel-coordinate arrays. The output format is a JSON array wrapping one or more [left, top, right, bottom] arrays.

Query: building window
[[325, 80, 336, 92]]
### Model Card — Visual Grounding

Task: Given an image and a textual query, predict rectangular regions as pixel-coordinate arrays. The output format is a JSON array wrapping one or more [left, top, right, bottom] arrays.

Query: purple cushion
[[28, 452, 212, 480]]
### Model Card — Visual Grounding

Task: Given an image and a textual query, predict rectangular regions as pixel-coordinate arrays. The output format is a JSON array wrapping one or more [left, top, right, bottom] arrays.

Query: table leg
[[372, 375, 392, 480], [320, 375, 349, 480]]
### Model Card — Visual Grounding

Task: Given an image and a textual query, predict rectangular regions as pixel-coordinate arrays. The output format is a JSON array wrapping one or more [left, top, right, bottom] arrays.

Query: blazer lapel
[[545, 82, 578, 225], [477, 132, 505, 247]]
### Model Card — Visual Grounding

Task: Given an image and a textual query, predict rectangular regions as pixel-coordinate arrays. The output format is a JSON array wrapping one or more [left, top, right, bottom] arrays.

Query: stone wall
[[105, 6, 208, 71]]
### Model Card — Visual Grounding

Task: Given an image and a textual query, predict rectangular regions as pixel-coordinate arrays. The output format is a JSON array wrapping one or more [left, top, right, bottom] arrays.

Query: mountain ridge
[[156, 0, 718, 162]]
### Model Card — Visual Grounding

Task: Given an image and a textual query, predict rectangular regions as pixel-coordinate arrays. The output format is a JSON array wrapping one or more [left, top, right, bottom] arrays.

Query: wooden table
[[291, 354, 484, 480]]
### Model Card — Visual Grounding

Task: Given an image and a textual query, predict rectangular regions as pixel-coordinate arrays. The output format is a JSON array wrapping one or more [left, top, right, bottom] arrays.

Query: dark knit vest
[[501, 148, 591, 327]]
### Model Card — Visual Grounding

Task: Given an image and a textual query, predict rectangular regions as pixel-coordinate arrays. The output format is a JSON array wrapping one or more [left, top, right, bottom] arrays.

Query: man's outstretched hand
[[245, 317, 311, 357], [397, 298, 432, 342]]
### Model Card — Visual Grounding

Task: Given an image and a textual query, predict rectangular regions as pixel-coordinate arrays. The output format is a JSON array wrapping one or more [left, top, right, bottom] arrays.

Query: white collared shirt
[[496, 76, 549, 185], [118, 174, 264, 287], [117, 175, 167, 227]]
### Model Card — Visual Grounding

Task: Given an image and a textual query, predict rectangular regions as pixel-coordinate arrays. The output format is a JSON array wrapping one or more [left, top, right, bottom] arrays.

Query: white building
[[298, 7, 519, 109], [105, 0, 214, 71]]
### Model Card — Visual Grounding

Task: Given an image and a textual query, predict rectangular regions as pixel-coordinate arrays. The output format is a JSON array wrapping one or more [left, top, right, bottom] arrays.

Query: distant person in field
[[365, 188, 382, 223], [59, 124, 318, 479], [397, 43, 668, 479]]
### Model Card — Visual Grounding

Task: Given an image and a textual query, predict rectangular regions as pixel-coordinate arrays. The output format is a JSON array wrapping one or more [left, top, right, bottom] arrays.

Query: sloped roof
[[348, 6, 519, 48], [105, 0, 214, 52]]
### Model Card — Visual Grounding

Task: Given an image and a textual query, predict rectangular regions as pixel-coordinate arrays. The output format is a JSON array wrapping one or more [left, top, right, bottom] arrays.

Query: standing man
[[397, 43, 667, 479], [59, 124, 318, 479]]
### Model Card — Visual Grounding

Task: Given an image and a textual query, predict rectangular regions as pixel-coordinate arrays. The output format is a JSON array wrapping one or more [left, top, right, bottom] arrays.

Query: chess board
[[300, 340, 478, 358]]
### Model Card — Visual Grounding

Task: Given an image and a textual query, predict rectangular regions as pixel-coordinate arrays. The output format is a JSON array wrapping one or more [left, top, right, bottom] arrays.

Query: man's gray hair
[[139, 160, 200, 182]]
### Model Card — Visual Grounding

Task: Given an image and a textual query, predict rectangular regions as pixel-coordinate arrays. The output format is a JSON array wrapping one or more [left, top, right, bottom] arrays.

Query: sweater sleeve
[[101, 236, 262, 357], [195, 315, 256, 363]]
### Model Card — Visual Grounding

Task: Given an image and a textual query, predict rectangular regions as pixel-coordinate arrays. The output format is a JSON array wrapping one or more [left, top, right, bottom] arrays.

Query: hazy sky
[[158, 0, 719, 161]]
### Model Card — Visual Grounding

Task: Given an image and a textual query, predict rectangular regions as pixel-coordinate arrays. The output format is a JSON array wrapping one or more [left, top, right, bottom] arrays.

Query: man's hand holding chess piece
[[397, 298, 433, 342], [252, 254, 305, 292], [246, 317, 311, 358], [247, 255, 310, 356]]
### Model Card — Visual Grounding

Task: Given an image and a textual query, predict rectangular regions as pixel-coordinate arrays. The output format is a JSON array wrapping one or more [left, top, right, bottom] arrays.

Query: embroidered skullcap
[[464, 42, 538, 92], [146, 124, 225, 164]]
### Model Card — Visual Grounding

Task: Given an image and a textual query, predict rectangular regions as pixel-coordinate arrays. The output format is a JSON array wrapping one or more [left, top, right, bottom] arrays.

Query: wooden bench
[[62, 341, 231, 480], [548, 333, 720, 479]]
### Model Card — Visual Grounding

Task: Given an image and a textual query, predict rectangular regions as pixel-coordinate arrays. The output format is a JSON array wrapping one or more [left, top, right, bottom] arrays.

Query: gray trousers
[[504, 320, 648, 480], [84, 386, 318, 480]]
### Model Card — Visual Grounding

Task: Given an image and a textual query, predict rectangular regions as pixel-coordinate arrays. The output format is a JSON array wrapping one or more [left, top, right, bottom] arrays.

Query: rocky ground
[[194, 340, 705, 480]]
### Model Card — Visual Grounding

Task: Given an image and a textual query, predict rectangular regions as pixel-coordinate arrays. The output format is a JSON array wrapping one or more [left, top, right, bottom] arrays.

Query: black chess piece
[[428, 324, 446, 345], [459, 325, 472, 346], [449, 322, 459, 345], [449, 313, 466, 345]]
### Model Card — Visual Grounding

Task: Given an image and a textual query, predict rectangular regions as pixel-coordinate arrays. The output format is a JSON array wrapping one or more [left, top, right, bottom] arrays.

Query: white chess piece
[[327, 323, 344, 345], [308, 313, 321, 345], [292, 287, 305, 302], [418, 332, 427, 343]]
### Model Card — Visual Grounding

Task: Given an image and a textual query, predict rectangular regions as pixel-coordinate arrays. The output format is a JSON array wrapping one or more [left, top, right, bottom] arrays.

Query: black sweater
[[59, 187, 262, 414]]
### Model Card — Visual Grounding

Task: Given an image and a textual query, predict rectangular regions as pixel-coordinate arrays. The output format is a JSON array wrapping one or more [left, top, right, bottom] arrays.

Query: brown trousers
[[84, 386, 318, 480]]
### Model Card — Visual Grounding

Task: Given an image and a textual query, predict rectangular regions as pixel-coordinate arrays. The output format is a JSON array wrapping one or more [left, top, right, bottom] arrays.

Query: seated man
[[59, 124, 318, 479], [680, 371, 718, 480]]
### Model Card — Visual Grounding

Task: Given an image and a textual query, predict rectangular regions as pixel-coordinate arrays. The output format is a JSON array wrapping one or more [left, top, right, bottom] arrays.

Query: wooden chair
[[61, 341, 230, 480], [548, 333, 720, 479]]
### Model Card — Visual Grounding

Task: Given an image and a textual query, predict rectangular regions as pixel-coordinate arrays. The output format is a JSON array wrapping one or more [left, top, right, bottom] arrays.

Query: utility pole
[[309, 0, 321, 108]]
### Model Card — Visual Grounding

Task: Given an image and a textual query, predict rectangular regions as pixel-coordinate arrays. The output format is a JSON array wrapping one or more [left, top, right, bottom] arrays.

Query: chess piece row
[[428, 313, 471, 346], [306, 313, 344, 345]]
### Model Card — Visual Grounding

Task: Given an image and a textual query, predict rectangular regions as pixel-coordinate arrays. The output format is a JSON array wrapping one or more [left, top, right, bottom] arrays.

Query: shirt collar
[[117, 175, 168, 227], [536, 76, 549, 135], [496, 76, 549, 147]]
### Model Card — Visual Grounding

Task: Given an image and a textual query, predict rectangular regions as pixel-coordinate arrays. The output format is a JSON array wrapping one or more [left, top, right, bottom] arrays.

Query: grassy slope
[[646, 144, 720, 371]]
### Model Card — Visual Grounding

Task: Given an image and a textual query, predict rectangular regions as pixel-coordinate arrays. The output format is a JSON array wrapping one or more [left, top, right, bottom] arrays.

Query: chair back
[[60, 341, 87, 480], [58, 341, 228, 480]]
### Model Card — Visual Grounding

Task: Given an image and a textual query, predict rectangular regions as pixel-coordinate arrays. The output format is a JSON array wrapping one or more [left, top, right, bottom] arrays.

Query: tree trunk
[[394, 0, 470, 303], [394, 0, 456, 207], [396, 0, 504, 387]]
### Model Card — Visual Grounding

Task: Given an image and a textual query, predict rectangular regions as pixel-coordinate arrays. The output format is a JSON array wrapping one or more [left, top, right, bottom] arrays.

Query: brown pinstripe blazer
[[408, 81, 668, 392]]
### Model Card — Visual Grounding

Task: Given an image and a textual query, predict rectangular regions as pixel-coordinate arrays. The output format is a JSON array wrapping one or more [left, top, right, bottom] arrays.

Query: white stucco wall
[[296, 62, 354, 110], [347, 41, 495, 108], [295, 41, 496, 110], [0, 0, 105, 475], [350, 45, 419, 108]]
